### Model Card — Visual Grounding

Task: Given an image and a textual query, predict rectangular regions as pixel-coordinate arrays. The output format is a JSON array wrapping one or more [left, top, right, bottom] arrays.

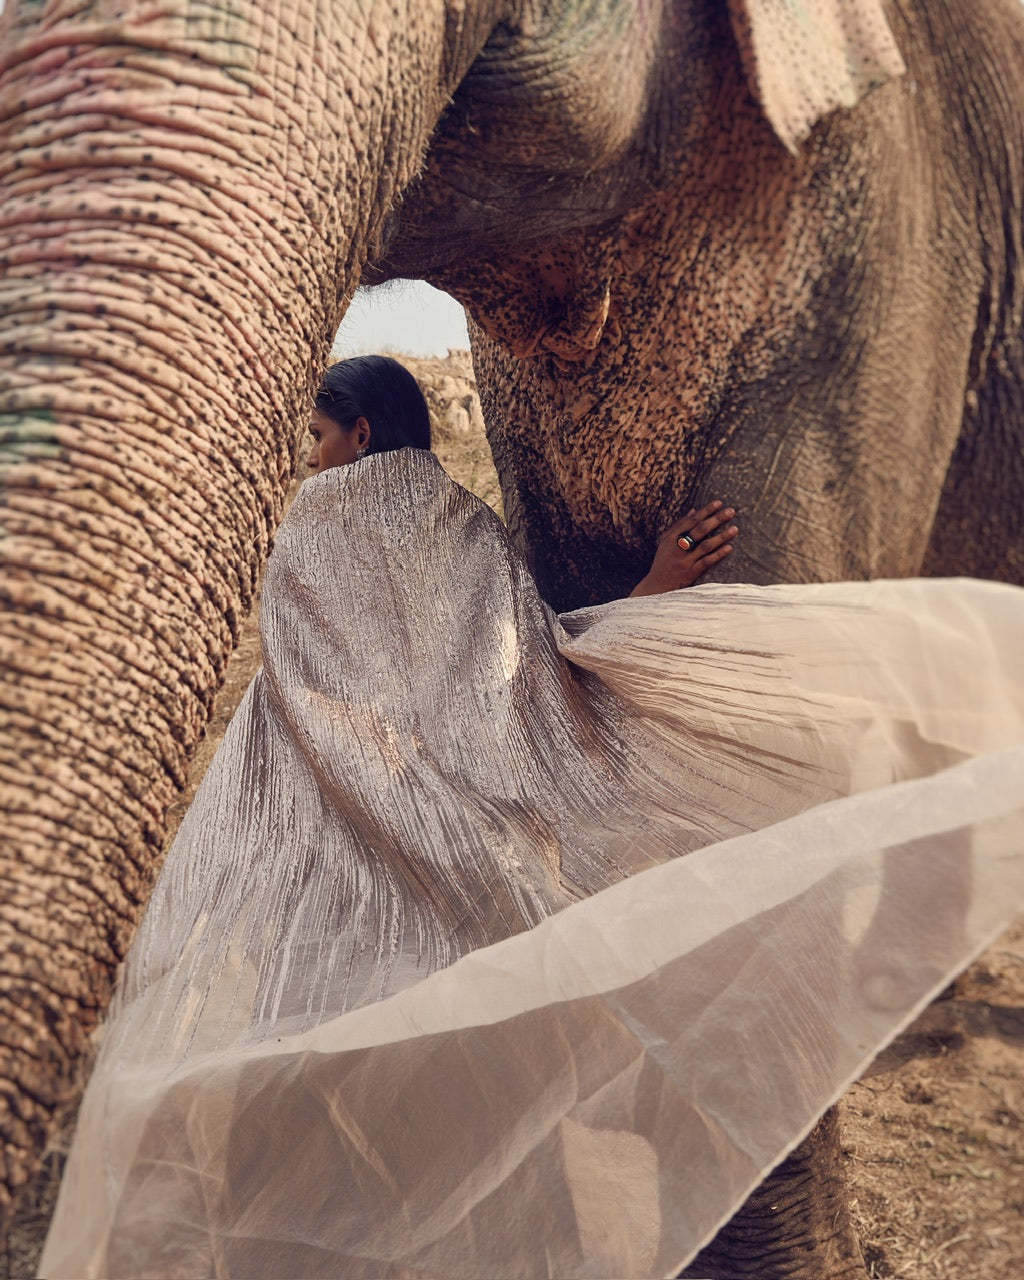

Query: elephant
[[0, 0, 1022, 1276], [379, 2, 1024, 609]]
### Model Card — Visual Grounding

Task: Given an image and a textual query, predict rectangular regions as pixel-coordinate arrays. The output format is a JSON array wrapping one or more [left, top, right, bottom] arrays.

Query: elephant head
[[376, 0, 1024, 608], [1, 1, 1022, 1275]]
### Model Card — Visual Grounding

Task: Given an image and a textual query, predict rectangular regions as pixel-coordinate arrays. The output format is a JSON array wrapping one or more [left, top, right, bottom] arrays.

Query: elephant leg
[[920, 2, 1024, 589], [921, 353, 1024, 586], [680, 1108, 865, 1280]]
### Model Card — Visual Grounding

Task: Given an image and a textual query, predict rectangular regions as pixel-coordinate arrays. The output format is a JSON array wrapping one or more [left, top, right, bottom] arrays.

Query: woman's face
[[306, 410, 369, 472]]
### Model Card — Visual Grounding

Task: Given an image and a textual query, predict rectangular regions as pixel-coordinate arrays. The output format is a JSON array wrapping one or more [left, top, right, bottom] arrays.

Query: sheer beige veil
[[42, 450, 1024, 1279]]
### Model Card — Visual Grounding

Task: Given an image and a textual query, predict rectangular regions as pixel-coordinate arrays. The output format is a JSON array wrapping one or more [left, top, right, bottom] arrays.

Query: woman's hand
[[629, 501, 738, 597]]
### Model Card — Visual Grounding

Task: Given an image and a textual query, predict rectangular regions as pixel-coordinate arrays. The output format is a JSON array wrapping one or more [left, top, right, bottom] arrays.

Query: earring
[[356, 445, 368, 460]]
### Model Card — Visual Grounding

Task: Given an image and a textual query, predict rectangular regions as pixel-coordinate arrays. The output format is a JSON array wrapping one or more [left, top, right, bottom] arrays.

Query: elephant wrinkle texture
[[39, 454, 1024, 1280], [2, 0, 1024, 1277]]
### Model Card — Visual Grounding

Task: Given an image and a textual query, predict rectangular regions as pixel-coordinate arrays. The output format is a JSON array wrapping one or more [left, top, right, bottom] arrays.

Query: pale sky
[[333, 281, 470, 358]]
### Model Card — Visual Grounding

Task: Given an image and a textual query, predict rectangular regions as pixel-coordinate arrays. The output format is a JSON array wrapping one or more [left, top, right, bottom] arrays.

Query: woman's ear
[[726, 0, 906, 154], [354, 416, 371, 452]]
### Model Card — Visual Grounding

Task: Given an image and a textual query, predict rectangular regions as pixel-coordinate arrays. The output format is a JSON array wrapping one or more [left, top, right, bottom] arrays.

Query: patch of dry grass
[[843, 921, 1024, 1279]]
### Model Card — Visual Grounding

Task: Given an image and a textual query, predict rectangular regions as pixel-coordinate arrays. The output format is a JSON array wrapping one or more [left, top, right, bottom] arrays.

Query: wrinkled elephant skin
[[380, 0, 1024, 608], [1, 2, 1022, 1278], [0, 0, 499, 1234]]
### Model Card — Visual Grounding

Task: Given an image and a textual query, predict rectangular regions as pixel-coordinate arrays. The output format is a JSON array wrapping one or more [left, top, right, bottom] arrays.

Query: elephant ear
[[727, 0, 906, 153]]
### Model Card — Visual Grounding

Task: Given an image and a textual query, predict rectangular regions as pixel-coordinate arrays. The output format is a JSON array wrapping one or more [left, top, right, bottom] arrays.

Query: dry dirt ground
[[5, 355, 1021, 1278]]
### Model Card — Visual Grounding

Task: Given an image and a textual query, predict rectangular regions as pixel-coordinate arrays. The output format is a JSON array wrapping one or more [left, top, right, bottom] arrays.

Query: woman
[[308, 354, 741, 595], [42, 359, 1024, 1279], [307, 354, 433, 468]]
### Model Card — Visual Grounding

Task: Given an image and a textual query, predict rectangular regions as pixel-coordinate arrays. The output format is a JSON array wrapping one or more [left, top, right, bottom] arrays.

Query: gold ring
[[678, 534, 696, 551]]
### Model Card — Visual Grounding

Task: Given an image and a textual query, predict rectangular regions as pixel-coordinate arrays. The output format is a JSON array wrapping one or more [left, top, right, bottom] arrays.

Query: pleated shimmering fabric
[[41, 451, 1024, 1279]]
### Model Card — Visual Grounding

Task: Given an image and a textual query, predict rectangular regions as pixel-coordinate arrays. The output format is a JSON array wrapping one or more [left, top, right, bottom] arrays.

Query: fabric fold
[[41, 451, 1024, 1279]]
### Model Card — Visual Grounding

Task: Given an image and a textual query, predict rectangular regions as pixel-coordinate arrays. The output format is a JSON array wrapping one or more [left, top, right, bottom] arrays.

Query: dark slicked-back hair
[[314, 355, 432, 455]]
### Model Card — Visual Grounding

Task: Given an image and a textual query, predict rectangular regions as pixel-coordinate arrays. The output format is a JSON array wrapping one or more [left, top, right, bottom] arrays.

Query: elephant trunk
[[0, 36, 316, 1222], [0, 0, 486, 1220]]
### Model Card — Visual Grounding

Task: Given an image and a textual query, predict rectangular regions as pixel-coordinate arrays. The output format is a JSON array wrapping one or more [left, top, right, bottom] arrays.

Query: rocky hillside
[[400, 349, 484, 440]]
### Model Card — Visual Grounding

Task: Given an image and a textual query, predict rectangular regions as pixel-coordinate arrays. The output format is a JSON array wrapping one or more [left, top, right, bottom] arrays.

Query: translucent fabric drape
[[41, 451, 1024, 1279]]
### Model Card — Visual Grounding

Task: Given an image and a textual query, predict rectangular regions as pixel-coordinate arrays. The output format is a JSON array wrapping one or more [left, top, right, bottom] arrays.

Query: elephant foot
[[679, 1108, 866, 1280]]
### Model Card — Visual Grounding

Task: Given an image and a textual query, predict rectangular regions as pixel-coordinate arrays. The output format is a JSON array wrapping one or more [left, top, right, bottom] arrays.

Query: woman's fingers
[[668, 500, 724, 539], [670, 512, 737, 558], [632, 498, 739, 596], [691, 504, 737, 541], [695, 525, 739, 553], [684, 530, 738, 564], [694, 542, 734, 569], [670, 503, 738, 555]]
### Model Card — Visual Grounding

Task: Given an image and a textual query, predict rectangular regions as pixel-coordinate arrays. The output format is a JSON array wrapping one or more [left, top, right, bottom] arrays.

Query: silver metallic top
[[43, 450, 1024, 1278]]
